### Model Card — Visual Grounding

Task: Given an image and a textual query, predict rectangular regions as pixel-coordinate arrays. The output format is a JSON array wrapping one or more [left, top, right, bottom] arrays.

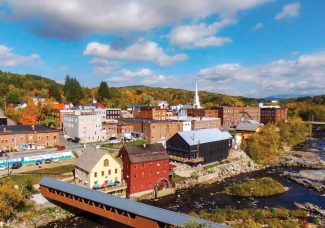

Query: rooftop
[[0, 125, 58, 134], [175, 128, 232, 146], [236, 120, 264, 132], [123, 143, 169, 163], [76, 146, 121, 172]]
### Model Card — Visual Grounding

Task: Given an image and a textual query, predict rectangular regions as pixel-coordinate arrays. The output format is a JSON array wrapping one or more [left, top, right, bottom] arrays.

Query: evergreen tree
[[64, 75, 84, 105], [48, 84, 62, 102], [97, 81, 110, 102]]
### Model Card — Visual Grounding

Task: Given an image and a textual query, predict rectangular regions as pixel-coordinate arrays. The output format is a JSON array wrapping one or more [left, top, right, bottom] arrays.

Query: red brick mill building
[[118, 143, 170, 198]]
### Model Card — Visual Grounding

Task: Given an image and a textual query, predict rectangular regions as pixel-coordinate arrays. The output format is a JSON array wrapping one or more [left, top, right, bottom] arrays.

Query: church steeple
[[193, 82, 202, 109]]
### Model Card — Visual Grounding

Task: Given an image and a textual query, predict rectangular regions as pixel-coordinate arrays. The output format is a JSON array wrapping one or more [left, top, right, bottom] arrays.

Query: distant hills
[[0, 71, 323, 109], [262, 94, 313, 101]]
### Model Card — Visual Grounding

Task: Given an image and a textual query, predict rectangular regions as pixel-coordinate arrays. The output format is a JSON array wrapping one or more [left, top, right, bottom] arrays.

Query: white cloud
[[169, 19, 234, 48], [121, 68, 154, 77], [253, 22, 264, 30], [0, 44, 40, 67], [3, 0, 271, 39], [197, 52, 325, 97], [84, 40, 187, 66], [93, 65, 112, 75], [275, 2, 301, 20], [107, 68, 179, 87]]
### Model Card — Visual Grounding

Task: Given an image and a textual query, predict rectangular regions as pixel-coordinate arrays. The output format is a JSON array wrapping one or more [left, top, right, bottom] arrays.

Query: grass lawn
[[0, 164, 75, 186], [23, 164, 75, 174], [224, 177, 287, 197], [171, 174, 190, 183], [125, 139, 149, 146], [190, 207, 308, 228]]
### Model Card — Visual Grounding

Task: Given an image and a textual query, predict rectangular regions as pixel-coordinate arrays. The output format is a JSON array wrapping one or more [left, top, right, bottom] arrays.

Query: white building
[[193, 82, 202, 109], [156, 100, 168, 109], [94, 108, 107, 122], [63, 114, 107, 143]]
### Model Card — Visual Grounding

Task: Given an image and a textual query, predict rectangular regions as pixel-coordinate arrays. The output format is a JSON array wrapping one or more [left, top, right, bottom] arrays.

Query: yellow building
[[236, 120, 264, 139], [75, 146, 123, 189]]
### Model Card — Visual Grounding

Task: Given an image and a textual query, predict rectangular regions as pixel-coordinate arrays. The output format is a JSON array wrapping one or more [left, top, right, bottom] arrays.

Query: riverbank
[[1, 202, 74, 228]]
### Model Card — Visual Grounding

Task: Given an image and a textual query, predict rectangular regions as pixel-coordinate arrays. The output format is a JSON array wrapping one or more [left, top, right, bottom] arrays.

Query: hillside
[[0, 72, 259, 109]]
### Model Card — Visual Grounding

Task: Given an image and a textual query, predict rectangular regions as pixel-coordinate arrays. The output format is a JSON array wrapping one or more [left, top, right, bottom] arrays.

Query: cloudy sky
[[0, 0, 324, 98]]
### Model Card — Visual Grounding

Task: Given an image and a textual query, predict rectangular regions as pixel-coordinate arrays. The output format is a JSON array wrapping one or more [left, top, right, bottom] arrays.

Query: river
[[43, 138, 325, 227]]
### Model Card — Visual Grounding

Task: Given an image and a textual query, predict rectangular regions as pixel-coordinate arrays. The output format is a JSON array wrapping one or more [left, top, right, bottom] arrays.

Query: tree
[[6, 88, 22, 104], [0, 181, 26, 221], [97, 81, 110, 102], [19, 101, 38, 125], [279, 116, 311, 146], [64, 75, 84, 105], [48, 84, 62, 102], [41, 116, 59, 128]]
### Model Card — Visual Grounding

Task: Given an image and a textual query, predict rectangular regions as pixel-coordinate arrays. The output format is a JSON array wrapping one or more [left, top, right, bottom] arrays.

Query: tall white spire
[[193, 81, 202, 109]]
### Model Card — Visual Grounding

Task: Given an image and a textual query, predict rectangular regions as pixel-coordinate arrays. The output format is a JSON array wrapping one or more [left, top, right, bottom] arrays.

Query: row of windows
[[94, 168, 118, 177], [133, 160, 168, 169], [1, 135, 56, 143], [133, 169, 167, 178]]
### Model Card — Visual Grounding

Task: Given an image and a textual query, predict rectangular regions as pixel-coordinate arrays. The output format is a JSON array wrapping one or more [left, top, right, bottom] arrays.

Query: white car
[[0, 166, 7, 171]]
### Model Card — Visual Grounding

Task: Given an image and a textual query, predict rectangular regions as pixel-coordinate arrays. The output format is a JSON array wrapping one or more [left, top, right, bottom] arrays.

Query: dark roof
[[123, 143, 169, 163], [39, 177, 226, 227], [0, 125, 58, 135]]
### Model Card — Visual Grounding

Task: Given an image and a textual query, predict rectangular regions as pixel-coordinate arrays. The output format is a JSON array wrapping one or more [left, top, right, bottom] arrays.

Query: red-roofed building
[[118, 143, 170, 197], [95, 103, 106, 109]]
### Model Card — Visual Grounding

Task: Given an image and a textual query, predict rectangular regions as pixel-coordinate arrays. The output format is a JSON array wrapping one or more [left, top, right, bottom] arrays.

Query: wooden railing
[[169, 155, 204, 163]]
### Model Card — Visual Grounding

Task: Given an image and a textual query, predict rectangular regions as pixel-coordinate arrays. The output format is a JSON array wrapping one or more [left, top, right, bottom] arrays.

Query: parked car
[[57, 146, 66, 151], [109, 137, 120, 143], [12, 162, 22, 169], [71, 137, 80, 143], [67, 138, 72, 142], [0, 165, 7, 171], [36, 160, 42, 165], [45, 159, 52, 164], [52, 158, 59, 163]]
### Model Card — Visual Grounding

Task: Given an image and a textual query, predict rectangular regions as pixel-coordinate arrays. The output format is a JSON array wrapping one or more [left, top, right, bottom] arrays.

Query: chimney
[[143, 143, 147, 149]]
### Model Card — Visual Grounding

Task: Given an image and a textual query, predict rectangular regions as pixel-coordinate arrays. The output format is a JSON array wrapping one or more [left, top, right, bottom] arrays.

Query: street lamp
[[5, 152, 9, 177]]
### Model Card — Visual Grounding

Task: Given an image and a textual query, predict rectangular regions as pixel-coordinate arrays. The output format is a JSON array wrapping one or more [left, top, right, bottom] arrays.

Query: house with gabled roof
[[75, 146, 122, 189]]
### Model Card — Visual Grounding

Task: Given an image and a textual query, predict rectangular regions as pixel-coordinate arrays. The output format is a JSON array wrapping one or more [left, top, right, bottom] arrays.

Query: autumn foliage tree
[[19, 101, 38, 125]]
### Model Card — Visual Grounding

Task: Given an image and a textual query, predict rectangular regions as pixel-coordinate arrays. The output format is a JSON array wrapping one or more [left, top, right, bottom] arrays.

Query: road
[[0, 157, 76, 178]]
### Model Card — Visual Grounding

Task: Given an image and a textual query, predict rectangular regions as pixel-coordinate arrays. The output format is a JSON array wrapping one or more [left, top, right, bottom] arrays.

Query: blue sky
[[0, 0, 324, 98]]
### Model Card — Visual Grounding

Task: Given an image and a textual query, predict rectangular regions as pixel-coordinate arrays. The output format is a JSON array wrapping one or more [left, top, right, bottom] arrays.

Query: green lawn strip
[[23, 164, 75, 175], [224, 177, 287, 197], [190, 208, 308, 228]]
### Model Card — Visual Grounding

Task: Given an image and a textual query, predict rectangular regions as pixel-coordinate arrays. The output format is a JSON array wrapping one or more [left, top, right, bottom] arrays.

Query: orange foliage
[[19, 101, 38, 125]]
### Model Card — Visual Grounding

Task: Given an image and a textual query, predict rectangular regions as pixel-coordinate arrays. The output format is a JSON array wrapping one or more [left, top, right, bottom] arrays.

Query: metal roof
[[123, 144, 169, 163], [39, 177, 227, 227], [236, 121, 263, 132], [177, 128, 232, 146]]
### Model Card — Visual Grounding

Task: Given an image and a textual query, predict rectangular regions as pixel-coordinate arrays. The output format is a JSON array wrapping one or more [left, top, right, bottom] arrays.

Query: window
[[134, 164, 137, 169], [133, 173, 137, 178], [94, 172, 97, 177], [104, 159, 109, 167], [142, 163, 145, 168], [108, 170, 111, 175], [101, 171, 104, 176], [115, 169, 118, 174]]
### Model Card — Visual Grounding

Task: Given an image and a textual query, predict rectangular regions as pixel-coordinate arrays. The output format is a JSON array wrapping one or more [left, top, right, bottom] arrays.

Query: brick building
[[0, 125, 59, 151], [118, 143, 170, 197], [260, 107, 288, 124], [118, 118, 183, 143], [191, 118, 221, 130], [216, 106, 261, 126], [102, 122, 118, 138], [106, 108, 121, 120], [140, 107, 167, 120], [187, 109, 218, 118]]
